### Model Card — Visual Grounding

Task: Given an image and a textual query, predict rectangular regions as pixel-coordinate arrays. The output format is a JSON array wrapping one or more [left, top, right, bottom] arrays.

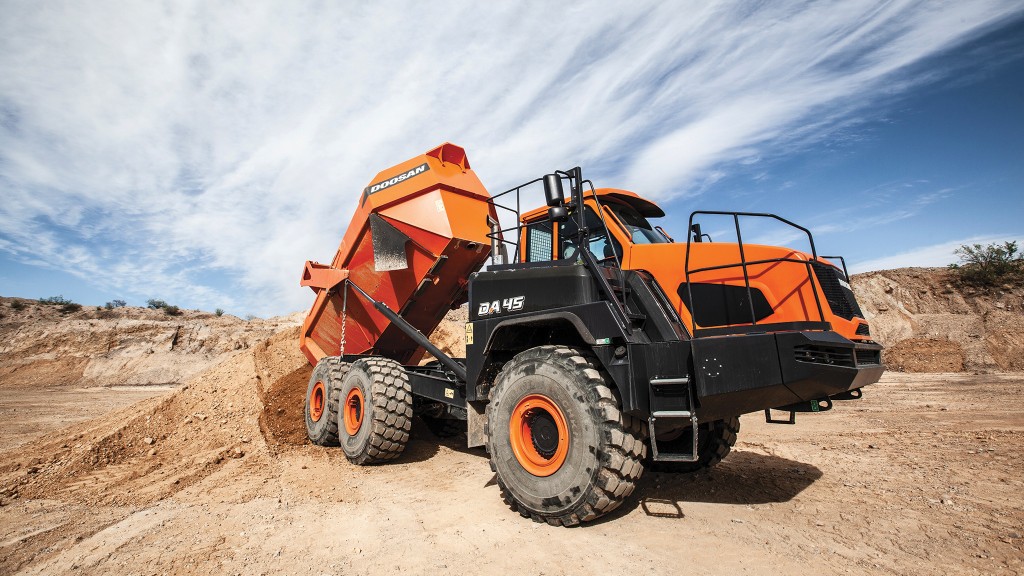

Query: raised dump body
[[300, 143, 495, 366]]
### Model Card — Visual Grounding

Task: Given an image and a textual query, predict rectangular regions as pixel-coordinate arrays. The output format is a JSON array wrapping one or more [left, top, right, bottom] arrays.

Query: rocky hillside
[[3, 266, 1021, 387], [0, 297, 304, 388], [852, 267, 1024, 372]]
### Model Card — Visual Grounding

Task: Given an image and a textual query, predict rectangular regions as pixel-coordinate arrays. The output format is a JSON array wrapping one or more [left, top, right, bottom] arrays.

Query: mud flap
[[370, 213, 411, 272]]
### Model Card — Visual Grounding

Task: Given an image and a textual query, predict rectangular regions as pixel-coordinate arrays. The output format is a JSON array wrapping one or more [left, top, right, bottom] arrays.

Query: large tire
[[486, 345, 646, 526], [305, 357, 348, 446], [652, 417, 740, 473], [337, 357, 413, 465]]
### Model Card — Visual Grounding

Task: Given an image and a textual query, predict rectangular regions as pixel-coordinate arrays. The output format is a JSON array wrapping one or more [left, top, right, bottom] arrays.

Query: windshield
[[608, 203, 669, 244]]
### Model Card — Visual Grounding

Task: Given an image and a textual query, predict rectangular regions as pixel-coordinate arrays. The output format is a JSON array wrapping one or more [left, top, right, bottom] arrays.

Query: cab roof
[[521, 187, 665, 222]]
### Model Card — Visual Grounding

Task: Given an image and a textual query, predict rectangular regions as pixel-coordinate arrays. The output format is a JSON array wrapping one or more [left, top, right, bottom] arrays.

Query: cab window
[[525, 222, 554, 262], [608, 204, 668, 244], [559, 207, 622, 262]]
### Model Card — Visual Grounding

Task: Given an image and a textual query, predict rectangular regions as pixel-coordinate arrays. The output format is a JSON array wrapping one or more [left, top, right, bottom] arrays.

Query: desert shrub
[[215, 308, 224, 317], [105, 299, 127, 309], [245, 314, 257, 321], [40, 295, 72, 306], [164, 305, 181, 316], [60, 302, 82, 314], [10, 300, 25, 311], [951, 240, 1023, 286], [146, 299, 169, 309]]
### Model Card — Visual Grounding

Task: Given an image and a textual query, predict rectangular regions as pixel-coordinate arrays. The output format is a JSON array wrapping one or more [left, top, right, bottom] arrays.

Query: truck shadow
[[598, 451, 823, 523], [397, 418, 485, 463]]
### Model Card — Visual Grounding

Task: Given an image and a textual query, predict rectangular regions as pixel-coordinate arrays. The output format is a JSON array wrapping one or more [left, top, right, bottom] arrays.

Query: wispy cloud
[[850, 234, 1024, 273], [0, 1, 1021, 314]]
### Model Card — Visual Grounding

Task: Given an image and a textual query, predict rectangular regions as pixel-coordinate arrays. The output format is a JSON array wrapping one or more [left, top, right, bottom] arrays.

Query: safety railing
[[684, 211, 828, 338]]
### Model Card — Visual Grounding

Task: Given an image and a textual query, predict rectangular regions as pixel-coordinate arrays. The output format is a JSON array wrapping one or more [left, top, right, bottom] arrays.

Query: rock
[[143, 437, 154, 445]]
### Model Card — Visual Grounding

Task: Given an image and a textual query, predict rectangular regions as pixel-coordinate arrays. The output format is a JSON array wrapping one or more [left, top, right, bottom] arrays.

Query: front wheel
[[486, 346, 646, 526]]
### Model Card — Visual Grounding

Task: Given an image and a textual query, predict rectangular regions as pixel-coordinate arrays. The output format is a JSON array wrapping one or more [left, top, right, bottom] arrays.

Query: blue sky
[[1, 1, 1022, 317]]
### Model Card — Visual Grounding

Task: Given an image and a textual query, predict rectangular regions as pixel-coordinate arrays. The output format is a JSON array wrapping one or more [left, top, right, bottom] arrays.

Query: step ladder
[[647, 377, 699, 462]]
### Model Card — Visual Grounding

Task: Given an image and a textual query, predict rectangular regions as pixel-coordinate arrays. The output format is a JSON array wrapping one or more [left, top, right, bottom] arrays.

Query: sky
[[1, 1, 1022, 317]]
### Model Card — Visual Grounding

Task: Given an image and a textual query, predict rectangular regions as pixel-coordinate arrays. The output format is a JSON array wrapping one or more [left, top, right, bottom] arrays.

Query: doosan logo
[[361, 163, 430, 204]]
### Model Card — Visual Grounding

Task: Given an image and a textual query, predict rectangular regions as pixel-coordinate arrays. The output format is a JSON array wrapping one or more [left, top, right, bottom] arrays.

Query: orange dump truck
[[300, 143, 883, 526]]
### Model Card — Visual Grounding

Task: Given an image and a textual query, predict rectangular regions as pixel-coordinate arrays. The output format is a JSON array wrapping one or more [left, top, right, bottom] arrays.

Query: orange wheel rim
[[344, 387, 364, 435], [509, 394, 569, 477], [309, 381, 326, 422]]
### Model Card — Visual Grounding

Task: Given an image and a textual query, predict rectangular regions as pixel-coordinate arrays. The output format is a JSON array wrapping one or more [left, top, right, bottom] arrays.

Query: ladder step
[[648, 411, 699, 462]]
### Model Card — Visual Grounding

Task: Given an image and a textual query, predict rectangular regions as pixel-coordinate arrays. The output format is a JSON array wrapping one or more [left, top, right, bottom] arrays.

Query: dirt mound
[[0, 296, 303, 388], [0, 324, 308, 509], [883, 338, 965, 372], [0, 304, 470, 511], [852, 267, 1024, 372]]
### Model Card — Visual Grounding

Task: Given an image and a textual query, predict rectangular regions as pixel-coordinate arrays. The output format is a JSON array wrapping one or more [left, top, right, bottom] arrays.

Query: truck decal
[[477, 296, 525, 317], [361, 162, 430, 204]]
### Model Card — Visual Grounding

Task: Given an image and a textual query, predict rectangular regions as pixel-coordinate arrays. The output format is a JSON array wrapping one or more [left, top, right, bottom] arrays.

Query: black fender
[[464, 302, 634, 404]]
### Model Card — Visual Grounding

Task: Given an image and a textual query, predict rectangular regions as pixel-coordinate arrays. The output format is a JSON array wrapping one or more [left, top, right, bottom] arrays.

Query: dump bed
[[300, 143, 495, 366]]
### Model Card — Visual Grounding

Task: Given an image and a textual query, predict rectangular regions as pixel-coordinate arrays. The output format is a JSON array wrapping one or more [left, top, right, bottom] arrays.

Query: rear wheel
[[653, 417, 740, 473], [305, 357, 348, 446], [486, 345, 646, 526], [337, 357, 413, 464]]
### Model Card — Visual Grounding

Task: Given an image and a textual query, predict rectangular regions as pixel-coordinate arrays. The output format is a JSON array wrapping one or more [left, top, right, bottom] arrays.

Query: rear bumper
[[691, 330, 884, 421]]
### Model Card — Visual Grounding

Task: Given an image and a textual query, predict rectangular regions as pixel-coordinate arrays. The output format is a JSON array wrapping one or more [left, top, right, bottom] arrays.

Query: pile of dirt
[[852, 267, 1024, 372], [0, 296, 303, 388], [0, 324, 306, 509]]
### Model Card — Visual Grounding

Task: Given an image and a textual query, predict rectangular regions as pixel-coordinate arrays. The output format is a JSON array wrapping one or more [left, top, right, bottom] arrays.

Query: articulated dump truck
[[300, 143, 884, 526]]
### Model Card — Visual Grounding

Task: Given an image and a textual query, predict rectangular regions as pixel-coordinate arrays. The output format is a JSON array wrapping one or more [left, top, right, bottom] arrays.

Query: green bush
[[164, 305, 181, 316], [951, 240, 1023, 286], [146, 299, 169, 309], [40, 295, 72, 306], [105, 299, 127, 309], [215, 308, 225, 317]]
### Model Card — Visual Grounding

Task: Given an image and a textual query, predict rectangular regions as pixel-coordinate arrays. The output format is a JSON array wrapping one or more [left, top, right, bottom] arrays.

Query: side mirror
[[543, 174, 564, 207], [548, 205, 568, 222], [690, 223, 703, 243]]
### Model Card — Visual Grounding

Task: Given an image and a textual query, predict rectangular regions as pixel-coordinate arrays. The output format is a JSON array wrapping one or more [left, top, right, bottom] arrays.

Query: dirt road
[[1, 331, 1021, 575]]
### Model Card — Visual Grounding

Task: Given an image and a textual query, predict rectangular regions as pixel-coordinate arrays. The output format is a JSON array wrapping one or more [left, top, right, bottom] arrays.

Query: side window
[[526, 222, 554, 262], [559, 207, 622, 263]]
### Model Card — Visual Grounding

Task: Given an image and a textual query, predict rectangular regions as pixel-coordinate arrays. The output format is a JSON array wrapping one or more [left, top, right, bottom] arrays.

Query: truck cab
[[517, 188, 873, 344]]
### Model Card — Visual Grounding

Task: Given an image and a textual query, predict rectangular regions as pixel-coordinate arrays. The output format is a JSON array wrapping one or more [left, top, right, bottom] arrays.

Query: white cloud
[[850, 234, 1024, 273], [0, 1, 1021, 314]]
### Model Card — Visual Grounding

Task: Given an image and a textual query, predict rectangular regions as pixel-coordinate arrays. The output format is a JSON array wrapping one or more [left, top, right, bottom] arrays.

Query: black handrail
[[684, 211, 826, 338], [484, 168, 633, 334], [820, 255, 850, 280]]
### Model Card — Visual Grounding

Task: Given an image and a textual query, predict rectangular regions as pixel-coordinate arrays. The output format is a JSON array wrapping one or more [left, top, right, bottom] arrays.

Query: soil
[[1, 327, 1022, 575], [852, 267, 1024, 372], [2, 269, 1023, 574], [0, 296, 304, 389]]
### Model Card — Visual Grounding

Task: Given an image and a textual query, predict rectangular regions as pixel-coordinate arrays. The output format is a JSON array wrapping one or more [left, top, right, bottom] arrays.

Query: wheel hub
[[309, 381, 326, 422], [508, 393, 570, 477], [343, 387, 364, 435], [527, 411, 559, 459]]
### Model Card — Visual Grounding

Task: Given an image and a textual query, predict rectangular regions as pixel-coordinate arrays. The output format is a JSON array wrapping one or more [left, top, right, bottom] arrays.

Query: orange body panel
[[522, 189, 870, 342], [300, 143, 496, 366]]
